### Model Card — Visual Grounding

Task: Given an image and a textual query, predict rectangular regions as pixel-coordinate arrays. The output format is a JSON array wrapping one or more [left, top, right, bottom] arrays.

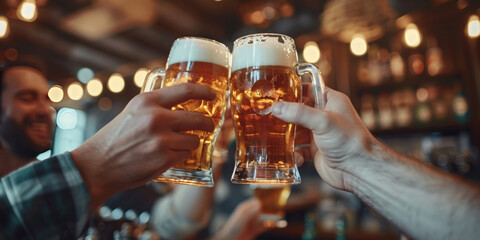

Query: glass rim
[[233, 33, 295, 46], [175, 36, 229, 50]]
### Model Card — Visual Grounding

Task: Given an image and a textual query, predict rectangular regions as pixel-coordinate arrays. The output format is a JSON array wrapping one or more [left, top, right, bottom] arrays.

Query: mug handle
[[295, 63, 326, 109], [141, 68, 166, 93]]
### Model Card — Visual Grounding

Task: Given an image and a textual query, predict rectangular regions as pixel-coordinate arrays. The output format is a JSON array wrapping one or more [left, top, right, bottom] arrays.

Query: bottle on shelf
[[302, 211, 318, 240]]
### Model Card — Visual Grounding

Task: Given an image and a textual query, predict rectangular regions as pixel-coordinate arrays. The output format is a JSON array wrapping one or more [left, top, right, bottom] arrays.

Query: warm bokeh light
[[350, 34, 368, 56], [108, 73, 125, 93], [303, 41, 321, 63], [77, 67, 95, 84], [17, 0, 38, 22], [68, 82, 84, 100], [48, 85, 64, 103], [87, 78, 103, 97], [98, 97, 112, 111], [0, 16, 9, 39], [250, 10, 265, 24], [404, 23, 421, 48], [467, 15, 480, 39], [416, 88, 428, 102], [134, 68, 149, 88]]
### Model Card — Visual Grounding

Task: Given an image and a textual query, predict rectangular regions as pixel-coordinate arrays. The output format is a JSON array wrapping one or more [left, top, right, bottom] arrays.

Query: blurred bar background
[[1, 0, 479, 239]]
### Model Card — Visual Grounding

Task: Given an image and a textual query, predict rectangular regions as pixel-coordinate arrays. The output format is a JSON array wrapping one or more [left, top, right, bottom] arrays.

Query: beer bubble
[[250, 79, 278, 115]]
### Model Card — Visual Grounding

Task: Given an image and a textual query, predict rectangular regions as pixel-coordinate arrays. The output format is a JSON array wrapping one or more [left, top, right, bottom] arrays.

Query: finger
[[146, 83, 216, 108], [165, 132, 200, 150], [169, 110, 215, 132], [152, 150, 191, 177], [272, 102, 331, 135], [294, 151, 305, 166]]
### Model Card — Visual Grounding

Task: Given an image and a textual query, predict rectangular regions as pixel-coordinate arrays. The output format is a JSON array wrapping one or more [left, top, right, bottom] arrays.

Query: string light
[[67, 82, 84, 100], [48, 85, 64, 103], [0, 16, 9, 39], [467, 14, 480, 39], [87, 78, 103, 97], [350, 34, 368, 56], [302, 41, 321, 63], [134, 68, 149, 88], [404, 23, 421, 48], [108, 73, 125, 93], [17, 0, 38, 22]]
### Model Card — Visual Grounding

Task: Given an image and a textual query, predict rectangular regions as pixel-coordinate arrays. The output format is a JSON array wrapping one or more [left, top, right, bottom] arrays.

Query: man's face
[[0, 66, 54, 159]]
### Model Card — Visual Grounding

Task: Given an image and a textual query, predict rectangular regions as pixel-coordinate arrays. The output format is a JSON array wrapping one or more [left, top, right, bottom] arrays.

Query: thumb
[[272, 102, 332, 135]]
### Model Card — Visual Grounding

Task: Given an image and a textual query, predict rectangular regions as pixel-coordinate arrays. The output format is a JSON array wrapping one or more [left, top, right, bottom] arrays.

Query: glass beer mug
[[252, 184, 291, 228], [230, 33, 325, 184], [141, 37, 231, 187]]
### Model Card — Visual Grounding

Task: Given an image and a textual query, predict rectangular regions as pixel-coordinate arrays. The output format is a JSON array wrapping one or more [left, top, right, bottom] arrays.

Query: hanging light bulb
[[17, 0, 38, 22], [134, 68, 149, 88], [302, 41, 321, 63], [404, 23, 421, 48], [350, 34, 368, 56], [108, 73, 125, 93], [0, 16, 9, 39], [466, 14, 480, 39]]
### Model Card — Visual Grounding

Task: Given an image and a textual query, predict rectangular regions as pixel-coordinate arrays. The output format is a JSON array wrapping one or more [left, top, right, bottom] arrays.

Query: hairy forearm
[[345, 141, 480, 240]]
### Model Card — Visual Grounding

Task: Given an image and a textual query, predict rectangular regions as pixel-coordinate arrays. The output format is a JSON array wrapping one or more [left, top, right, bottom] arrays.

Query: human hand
[[272, 87, 374, 191], [211, 198, 267, 240], [71, 83, 215, 208]]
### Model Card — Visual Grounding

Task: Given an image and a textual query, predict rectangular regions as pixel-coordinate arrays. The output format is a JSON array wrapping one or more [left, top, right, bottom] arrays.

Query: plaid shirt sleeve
[[0, 152, 91, 240]]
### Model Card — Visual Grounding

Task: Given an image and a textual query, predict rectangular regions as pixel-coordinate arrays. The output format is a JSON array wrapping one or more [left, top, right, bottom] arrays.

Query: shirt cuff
[[1, 152, 91, 239]]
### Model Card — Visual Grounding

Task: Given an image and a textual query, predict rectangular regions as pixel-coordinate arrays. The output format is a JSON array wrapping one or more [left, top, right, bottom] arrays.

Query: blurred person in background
[[0, 62, 54, 178], [272, 86, 480, 240]]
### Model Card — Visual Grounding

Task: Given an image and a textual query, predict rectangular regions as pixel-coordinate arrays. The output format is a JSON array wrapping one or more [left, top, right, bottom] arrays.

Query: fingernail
[[272, 102, 285, 115]]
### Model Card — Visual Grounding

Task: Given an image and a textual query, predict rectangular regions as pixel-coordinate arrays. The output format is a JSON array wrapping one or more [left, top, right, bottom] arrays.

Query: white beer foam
[[167, 37, 231, 68], [232, 34, 298, 71]]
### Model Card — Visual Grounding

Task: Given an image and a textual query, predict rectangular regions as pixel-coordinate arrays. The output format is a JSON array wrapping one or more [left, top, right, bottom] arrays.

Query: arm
[[151, 185, 215, 240], [0, 153, 90, 239], [72, 83, 216, 210], [210, 198, 266, 240], [272, 87, 480, 240], [347, 141, 480, 240], [151, 160, 225, 239]]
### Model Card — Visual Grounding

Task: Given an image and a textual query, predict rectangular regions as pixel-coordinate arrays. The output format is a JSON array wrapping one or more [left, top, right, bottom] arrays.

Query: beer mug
[[230, 33, 325, 184], [252, 184, 291, 228], [142, 37, 231, 187]]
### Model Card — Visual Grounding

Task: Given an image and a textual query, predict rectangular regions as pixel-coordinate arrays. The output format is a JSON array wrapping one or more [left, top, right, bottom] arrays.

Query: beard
[[0, 116, 52, 160]]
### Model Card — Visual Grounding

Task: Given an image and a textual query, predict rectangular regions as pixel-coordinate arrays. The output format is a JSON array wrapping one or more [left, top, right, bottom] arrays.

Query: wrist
[[71, 147, 110, 210], [341, 139, 386, 193]]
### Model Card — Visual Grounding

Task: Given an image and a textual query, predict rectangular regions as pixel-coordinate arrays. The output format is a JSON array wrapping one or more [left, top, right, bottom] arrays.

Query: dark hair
[[0, 61, 47, 114]]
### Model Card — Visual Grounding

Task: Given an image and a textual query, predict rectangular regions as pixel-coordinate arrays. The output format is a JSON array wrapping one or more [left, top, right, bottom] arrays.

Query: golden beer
[[143, 37, 230, 187], [160, 61, 228, 172], [230, 33, 305, 184], [253, 185, 291, 228], [230, 65, 301, 183]]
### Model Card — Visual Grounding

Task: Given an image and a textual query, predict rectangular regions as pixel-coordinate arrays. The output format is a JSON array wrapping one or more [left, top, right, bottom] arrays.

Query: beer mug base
[[231, 165, 301, 185], [153, 168, 214, 187], [260, 215, 288, 228]]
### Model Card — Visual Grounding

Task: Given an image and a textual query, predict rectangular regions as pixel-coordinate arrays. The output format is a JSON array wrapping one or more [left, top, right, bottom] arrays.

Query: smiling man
[[0, 62, 55, 177]]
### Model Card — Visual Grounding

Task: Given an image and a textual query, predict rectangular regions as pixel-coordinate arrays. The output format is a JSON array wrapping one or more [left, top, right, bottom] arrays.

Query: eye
[[16, 92, 37, 102]]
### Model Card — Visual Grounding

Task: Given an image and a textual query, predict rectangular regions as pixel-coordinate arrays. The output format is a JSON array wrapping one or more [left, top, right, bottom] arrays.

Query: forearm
[[345, 141, 480, 240], [172, 185, 215, 222], [152, 185, 214, 239]]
